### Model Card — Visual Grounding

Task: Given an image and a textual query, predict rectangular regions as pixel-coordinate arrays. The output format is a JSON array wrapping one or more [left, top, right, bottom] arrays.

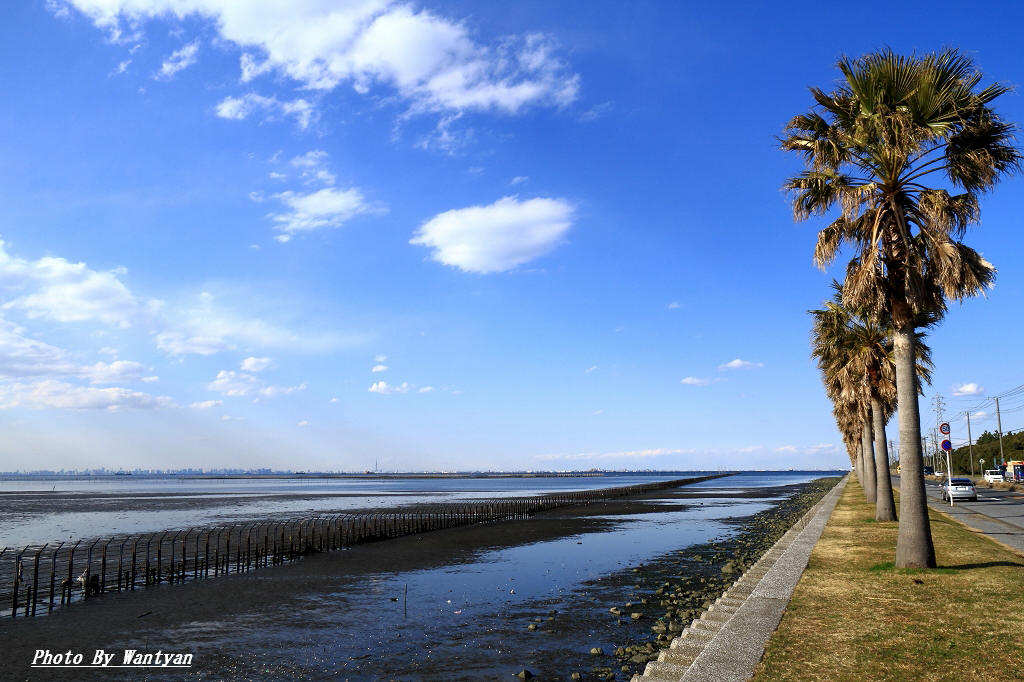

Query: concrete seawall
[[633, 474, 848, 682]]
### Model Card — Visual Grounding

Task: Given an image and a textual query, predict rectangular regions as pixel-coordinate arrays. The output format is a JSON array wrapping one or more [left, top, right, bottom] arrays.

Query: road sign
[[941, 439, 952, 451], [940, 423, 950, 435]]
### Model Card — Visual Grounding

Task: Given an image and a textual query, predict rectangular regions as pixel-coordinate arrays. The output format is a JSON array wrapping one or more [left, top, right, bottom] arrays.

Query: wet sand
[[2, 478, 837, 681]]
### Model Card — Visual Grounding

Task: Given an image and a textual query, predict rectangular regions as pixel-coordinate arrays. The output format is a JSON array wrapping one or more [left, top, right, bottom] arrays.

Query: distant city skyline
[[1, 1, 1022, 472]]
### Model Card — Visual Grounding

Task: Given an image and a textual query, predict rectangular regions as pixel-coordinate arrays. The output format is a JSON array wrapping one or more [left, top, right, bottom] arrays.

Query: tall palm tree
[[783, 49, 1020, 567], [811, 284, 934, 521]]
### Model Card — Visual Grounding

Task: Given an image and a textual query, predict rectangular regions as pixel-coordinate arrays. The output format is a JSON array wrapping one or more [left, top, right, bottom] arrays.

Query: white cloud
[[368, 381, 409, 395], [215, 93, 314, 129], [62, 1, 579, 135], [241, 356, 272, 372], [418, 386, 433, 393], [0, 240, 159, 328], [535, 448, 696, 462], [156, 40, 199, 79], [375, 354, 387, 362], [510, 176, 528, 185], [270, 187, 376, 237], [81, 360, 148, 384], [0, 319, 148, 384], [114, 59, 131, 74], [667, 301, 680, 309], [190, 399, 222, 409], [371, 364, 388, 373], [297, 419, 309, 427], [207, 370, 306, 398], [0, 241, 354, 359], [156, 292, 355, 356], [141, 375, 158, 383], [411, 196, 574, 273], [773, 445, 798, 453], [0, 380, 174, 410], [585, 365, 598, 374], [290, 150, 336, 185], [953, 382, 984, 396], [971, 410, 988, 419], [681, 376, 724, 386], [718, 358, 764, 370]]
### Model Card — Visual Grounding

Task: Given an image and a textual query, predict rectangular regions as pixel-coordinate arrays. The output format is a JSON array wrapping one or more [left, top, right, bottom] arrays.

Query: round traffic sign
[[941, 439, 952, 451], [940, 423, 950, 435]]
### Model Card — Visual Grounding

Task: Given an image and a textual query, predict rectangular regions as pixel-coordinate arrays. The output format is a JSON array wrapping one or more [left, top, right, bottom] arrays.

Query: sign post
[[941, 423, 953, 506]]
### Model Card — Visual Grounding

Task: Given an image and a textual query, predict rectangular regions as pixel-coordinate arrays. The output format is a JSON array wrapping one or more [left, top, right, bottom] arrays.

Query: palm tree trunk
[[893, 325, 936, 568], [861, 420, 877, 503], [871, 397, 897, 522]]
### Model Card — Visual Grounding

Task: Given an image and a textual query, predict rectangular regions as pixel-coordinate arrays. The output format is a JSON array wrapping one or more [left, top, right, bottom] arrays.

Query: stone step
[[669, 636, 706, 653], [642, 659, 692, 679], [680, 626, 715, 641], [689, 618, 723, 634], [659, 643, 701, 664]]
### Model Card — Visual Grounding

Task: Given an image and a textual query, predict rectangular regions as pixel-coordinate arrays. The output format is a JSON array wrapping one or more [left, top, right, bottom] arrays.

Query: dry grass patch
[[754, 478, 1024, 681]]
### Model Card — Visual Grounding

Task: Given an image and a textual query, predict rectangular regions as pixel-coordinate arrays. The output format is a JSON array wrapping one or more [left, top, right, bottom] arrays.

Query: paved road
[[892, 476, 1024, 554]]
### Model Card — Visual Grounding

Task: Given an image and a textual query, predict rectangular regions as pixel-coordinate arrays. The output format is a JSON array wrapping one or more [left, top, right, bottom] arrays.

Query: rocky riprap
[[571, 477, 840, 681]]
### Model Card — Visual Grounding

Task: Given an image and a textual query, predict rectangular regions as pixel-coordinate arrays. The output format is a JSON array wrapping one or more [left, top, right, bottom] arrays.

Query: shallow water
[[129, 478, 816, 680], [0, 471, 799, 547]]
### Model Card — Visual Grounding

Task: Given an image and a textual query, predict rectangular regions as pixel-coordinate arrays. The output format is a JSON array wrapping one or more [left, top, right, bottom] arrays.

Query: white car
[[984, 470, 1003, 484], [941, 478, 978, 502]]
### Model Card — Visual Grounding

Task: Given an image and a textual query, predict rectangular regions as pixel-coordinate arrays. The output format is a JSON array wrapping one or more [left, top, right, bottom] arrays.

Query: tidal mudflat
[[1, 473, 838, 681]]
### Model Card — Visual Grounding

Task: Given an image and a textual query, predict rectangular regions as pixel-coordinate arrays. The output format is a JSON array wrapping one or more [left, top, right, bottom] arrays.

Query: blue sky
[[1, 1, 1022, 472]]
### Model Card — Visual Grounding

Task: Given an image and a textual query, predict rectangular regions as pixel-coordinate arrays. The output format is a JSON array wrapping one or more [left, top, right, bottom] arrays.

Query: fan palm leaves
[[783, 49, 1020, 567]]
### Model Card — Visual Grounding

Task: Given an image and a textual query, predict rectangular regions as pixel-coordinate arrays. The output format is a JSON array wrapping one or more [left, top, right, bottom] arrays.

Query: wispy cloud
[[681, 376, 724, 386], [207, 370, 306, 398], [368, 381, 410, 395], [718, 358, 764, 370], [155, 40, 199, 80], [0, 380, 174, 411], [215, 93, 314, 130], [241, 356, 272, 372], [535, 447, 695, 462]]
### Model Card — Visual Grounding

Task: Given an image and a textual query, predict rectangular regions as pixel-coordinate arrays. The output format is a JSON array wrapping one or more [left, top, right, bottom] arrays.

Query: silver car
[[940, 477, 978, 502]]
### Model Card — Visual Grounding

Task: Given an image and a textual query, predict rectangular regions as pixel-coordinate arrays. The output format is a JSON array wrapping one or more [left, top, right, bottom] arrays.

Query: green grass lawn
[[754, 478, 1024, 681]]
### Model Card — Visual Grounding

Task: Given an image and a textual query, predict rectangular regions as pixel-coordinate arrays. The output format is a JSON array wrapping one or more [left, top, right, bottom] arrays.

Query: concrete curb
[[632, 474, 848, 682]]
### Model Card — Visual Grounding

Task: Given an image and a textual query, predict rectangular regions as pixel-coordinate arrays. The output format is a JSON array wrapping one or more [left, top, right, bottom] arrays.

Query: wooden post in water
[[49, 542, 63, 611], [11, 548, 25, 617], [30, 546, 43, 616]]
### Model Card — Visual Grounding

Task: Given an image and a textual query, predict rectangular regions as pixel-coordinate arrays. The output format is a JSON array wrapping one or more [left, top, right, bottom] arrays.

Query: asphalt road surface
[[893, 475, 1024, 554]]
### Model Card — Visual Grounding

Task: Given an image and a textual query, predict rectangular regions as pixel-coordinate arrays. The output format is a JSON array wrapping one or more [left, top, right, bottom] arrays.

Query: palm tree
[[783, 49, 1020, 567], [811, 283, 935, 521]]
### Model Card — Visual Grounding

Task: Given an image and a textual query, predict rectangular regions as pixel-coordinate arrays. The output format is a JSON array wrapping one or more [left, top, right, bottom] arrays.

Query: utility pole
[[966, 411, 974, 478], [932, 394, 945, 471], [995, 396, 1006, 468]]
